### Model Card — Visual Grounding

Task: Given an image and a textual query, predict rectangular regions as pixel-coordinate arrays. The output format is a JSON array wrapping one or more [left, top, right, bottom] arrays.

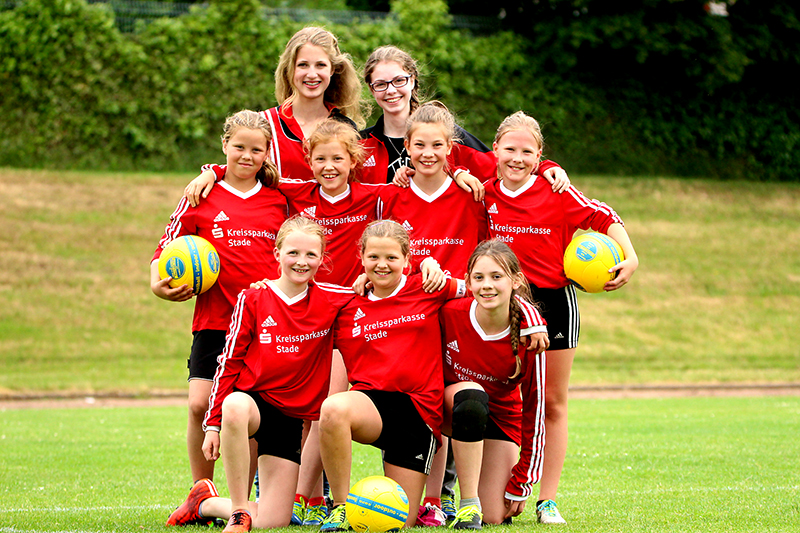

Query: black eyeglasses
[[369, 75, 412, 92]]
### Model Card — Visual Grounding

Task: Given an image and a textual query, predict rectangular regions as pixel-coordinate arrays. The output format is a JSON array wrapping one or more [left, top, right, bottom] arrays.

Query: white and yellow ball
[[158, 235, 220, 295], [346, 475, 409, 533], [563, 232, 624, 293]]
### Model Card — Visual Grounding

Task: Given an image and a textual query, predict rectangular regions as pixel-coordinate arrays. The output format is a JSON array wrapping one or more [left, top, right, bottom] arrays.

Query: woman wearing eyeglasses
[[359, 45, 506, 186]]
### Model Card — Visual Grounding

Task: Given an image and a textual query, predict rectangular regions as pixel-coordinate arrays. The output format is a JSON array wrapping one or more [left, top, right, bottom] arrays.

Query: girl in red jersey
[[318, 220, 467, 532], [437, 239, 549, 528], [184, 27, 367, 199], [359, 45, 569, 193], [376, 101, 489, 277], [483, 111, 639, 524], [165, 216, 355, 532], [151, 110, 288, 488]]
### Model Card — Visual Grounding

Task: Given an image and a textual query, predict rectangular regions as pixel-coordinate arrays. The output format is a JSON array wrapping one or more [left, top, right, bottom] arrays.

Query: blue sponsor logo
[[208, 250, 221, 274], [576, 241, 598, 262], [345, 493, 409, 522], [165, 257, 186, 279], [184, 236, 203, 293]]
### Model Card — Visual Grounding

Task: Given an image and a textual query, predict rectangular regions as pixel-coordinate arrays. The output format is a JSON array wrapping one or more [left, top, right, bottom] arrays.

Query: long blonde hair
[[466, 239, 534, 381], [274, 27, 367, 129], [221, 109, 280, 188]]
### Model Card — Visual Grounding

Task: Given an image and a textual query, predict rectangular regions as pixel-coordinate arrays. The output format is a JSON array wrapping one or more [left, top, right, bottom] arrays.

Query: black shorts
[[528, 285, 580, 350], [484, 416, 516, 444], [242, 390, 304, 464], [360, 390, 436, 475], [188, 330, 226, 380]]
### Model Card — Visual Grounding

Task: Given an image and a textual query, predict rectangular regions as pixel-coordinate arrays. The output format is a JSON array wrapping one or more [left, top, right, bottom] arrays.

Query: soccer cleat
[[440, 494, 457, 522], [291, 495, 307, 525], [223, 510, 252, 533], [416, 503, 447, 527], [320, 504, 350, 532], [450, 505, 482, 530], [303, 500, 330, 526], [536, 500, 566, 525], [166, 478, 219, 526]]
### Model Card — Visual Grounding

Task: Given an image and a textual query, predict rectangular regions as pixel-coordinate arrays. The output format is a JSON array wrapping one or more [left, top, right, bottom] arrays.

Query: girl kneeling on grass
[[165, 216, 353, 532], [318, 220, 466, 531], [434, 239, 549, 528]]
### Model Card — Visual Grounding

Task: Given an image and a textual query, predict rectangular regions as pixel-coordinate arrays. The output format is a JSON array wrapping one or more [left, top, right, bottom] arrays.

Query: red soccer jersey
[[278, 180, 385, 285], [203, 280, 355, 430], [440, 296, 547, 500], [376, 177, 488, 276], [153, 181, 289, 332], [483, 175, 623, 288], [334, 275, 467, 445]]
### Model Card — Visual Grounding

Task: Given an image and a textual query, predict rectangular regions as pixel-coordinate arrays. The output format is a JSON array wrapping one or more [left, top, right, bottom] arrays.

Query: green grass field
[[2, 396, 798, 532], [1, 169, 799, 395], [1, 169, 798, 532]]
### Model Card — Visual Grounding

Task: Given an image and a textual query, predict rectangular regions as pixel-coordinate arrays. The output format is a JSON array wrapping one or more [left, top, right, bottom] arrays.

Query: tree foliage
[[0, 0, 797, 179]]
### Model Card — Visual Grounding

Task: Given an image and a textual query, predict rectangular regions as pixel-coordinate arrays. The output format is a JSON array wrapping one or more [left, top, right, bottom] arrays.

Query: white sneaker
[[536, 500, 566, 524]]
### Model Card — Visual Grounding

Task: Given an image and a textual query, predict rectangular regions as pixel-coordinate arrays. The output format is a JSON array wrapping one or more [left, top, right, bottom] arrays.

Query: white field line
[[562, 484, 800, 497], [0, 504, 173, 513]]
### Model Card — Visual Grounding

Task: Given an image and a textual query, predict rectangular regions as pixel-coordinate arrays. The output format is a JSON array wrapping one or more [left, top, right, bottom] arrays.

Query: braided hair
[[466, 239, 536, 381]]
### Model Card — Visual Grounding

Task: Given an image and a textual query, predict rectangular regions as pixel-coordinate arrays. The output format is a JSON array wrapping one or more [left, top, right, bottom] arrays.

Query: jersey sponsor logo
[[487, 203, 498, 214], [353, 308, 366, 321], [364, 155, 376, 167], [447, 340, 459, 352], [214, 211, 230, 222], [259, 332, 272, 344], [489, 222, 552, 236], [212, 227, 224, 239], [401, 220, 413, 233], [261, 316, 277, 328], [303, 206, 317, 218], [452, 362, 498, 383], [352, 323, 362, 337]]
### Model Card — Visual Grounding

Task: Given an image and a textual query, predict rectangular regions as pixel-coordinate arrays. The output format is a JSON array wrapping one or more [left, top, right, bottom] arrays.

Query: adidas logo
[[415, 454, 424, 460], [364, 155, 376, 167], [214, 211, 230, 222], [487, 203, 498, 214], [554, 332, 564, 339], [261, 316, 277, 328], [447, 340, 459, 352], [303, 206, 316, 218], [402, 220, 413, 233], [353, 308, 366, 321]]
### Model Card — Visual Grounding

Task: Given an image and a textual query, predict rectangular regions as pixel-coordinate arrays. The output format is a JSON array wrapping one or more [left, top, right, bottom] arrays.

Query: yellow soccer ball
[[346, 476, 409, 532], [158, 235, 220, 295], [563, 232, 624, 293]]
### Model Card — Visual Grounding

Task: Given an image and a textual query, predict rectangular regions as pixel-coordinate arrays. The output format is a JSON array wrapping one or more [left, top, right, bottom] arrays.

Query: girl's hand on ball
[[604, 257, 639, 291], [152, 277, 194, 302]]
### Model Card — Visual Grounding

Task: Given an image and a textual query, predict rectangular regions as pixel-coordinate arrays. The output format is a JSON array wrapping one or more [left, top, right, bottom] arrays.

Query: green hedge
[[0, 0, 797, 179]]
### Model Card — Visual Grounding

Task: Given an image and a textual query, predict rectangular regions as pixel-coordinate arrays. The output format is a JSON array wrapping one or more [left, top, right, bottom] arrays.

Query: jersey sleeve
[[451, 126, 497, 180], [505, 349, 546, 500], [203, 290, 255, 431], [562, 186, 624, 234], [517, 296, 548, 336], [537, 159, 563, 175], [198, 163, 226, 182], [152, 198, 197, 262]]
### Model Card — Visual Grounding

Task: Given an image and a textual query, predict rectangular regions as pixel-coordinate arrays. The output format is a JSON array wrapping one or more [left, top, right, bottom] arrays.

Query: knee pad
[[451, 389, 489, 442]]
